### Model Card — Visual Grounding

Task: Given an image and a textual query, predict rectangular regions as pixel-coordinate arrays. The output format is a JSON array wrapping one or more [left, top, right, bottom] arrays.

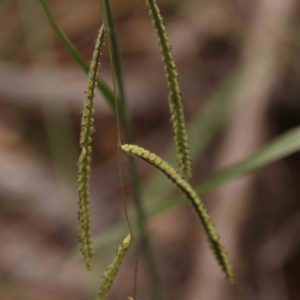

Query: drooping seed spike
[[77, 24, 106, 271], [145, 0, 191, 178], [121, 144, 234, 283], [95, 235, 132, 300]]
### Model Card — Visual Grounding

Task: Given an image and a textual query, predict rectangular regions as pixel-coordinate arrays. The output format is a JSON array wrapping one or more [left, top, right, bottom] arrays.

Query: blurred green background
[[1, 0, 300, 299]]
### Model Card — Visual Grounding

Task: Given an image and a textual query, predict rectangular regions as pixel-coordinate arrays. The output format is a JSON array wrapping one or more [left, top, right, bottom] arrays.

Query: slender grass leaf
[[39, 0, 116, 109]]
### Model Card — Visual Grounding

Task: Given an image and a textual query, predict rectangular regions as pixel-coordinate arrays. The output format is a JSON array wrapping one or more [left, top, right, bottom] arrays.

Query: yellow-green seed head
[[145, 0, 191, 178], [122, 144, 234, 283], [77, 24, 106, 271], [95, 235, 132, 300]]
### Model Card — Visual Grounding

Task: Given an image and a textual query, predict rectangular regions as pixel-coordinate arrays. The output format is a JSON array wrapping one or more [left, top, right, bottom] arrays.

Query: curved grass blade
[[95, 234, 131, 300], [121, 144, 234, 283], [146, 0, 191, 178], [39, 0, 116, 109], [77, 24, 106, 271]]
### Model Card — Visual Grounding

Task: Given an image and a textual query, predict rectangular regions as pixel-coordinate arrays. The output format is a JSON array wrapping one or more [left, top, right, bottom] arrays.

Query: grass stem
[[102, 0, 164, 299]]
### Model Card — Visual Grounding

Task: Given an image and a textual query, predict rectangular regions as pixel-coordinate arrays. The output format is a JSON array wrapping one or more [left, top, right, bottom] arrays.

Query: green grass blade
[[91, 125, 300, 251], [102, 0, 125, 105], [39, 0, 116, 109], [149, 125, 300, 214]]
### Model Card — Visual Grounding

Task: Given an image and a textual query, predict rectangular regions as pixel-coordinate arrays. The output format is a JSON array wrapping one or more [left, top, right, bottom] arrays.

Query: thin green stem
[[101, 3, 138, 297], [39, 0, 116, 110], [102, 1, 163, 299]]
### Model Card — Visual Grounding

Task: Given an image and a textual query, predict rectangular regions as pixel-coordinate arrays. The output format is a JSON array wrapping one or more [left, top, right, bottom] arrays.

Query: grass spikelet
[[95, 234, 132, 300], [77, 24, 106, 271], [146, 0, 191, 178], [121, 144, 234, 283]]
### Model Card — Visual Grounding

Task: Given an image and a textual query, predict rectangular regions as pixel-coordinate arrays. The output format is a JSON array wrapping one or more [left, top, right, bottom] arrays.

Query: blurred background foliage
[[1, 0, 300, 299]]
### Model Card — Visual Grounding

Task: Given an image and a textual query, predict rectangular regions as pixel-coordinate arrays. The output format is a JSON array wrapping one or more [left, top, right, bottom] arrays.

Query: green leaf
[[39, 0, 116, 109]]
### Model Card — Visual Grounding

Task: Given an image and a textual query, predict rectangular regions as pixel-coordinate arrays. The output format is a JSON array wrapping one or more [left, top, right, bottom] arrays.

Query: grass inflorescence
[[121, 144, 234, 283], [95, 234, 132, 300], [146, 0, 191, 178], [77, 24, 106, 271]]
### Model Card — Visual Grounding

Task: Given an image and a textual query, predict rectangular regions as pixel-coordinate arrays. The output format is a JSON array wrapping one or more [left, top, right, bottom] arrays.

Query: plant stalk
[[102, 0, 163, 299]]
